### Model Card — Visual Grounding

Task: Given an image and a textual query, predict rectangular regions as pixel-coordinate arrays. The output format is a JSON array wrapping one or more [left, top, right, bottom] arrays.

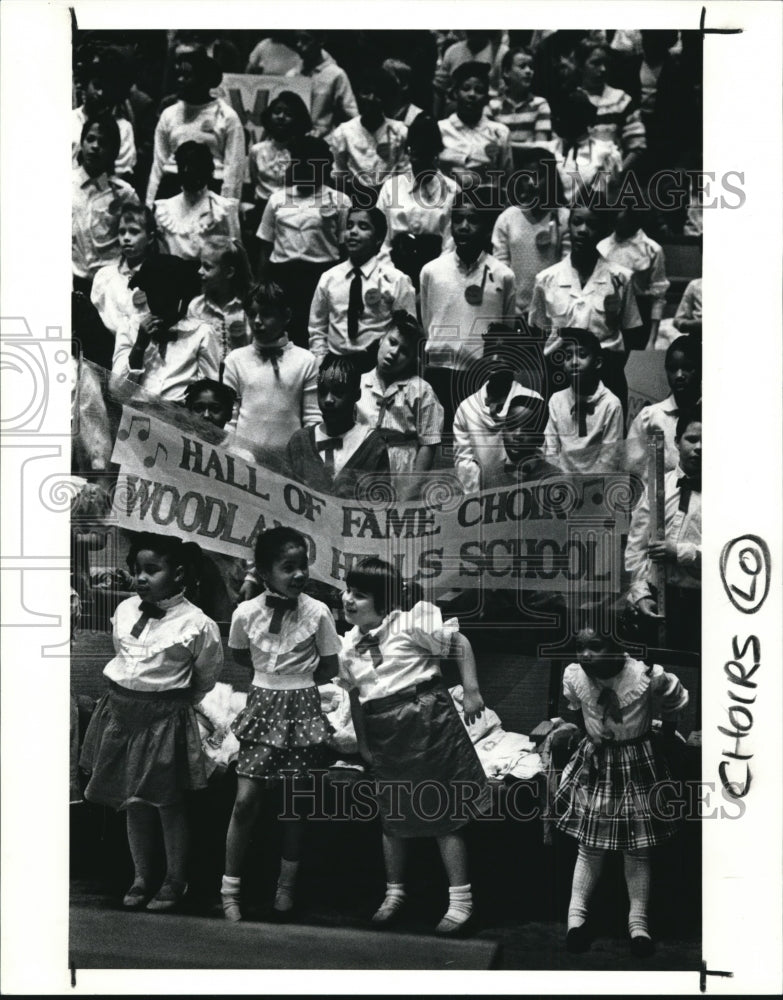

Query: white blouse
[[154, 191, 241, 260], [562, 655, 689, 743], [229, 592, 342, 690], [338, 601, 458, 704], [104, 593, 223, 703]]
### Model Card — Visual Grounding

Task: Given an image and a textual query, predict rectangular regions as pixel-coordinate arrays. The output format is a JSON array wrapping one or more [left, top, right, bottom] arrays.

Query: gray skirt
[[362, 679, 492, 838]]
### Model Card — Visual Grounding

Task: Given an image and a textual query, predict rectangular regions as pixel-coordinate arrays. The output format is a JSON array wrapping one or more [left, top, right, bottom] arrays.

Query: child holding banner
[[551, 606, 688, 956], [79, 532, 223, 913], [285, 355, 390, 500], [222, 281, 320, 460], [339, 556, 491, 934], [221, 527, 342, 922], [355, 311, 443, 502]]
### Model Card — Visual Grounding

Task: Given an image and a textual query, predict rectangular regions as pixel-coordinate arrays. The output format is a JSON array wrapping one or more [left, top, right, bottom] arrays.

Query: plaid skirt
[[232, 685, 330, 782], [362, 680, 492, 839], [552, 733, 679, 850], [79, 682, 207, 810]]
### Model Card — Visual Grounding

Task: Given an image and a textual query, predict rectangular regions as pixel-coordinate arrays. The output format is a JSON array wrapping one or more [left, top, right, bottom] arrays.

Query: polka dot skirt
[[232, 685, 331, 781]]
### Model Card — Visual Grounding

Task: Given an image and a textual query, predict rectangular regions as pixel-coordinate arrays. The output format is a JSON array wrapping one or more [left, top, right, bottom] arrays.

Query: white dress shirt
[[308, 255, 416, 359], [104, 593, 223, 704], [229, 592, 341, 690], [543, 382, 623, 473], [529, 254, 641, 355], [338, 601, 457, 704], [562, 656, 688, 743], [258, 185, 351, 264]]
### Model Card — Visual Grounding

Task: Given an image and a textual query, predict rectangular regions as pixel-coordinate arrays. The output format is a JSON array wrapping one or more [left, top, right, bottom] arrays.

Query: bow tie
[[316, 436, 343, 472], [265, 593, 298, 634], [355, 632, 383, 668], [130, 600, 166, 638], [677, 475, 701, 513], [570, 398, 596, 437], [597, 686, 623, 725], [255, 344, 285, 379]]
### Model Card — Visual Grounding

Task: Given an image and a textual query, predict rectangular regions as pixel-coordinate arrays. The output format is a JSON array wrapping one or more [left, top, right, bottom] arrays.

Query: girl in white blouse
[[221, 527, 342, 922], [80, 533, 223, 914], [339, 557, 491, 935], [551, 612, 689, 957]]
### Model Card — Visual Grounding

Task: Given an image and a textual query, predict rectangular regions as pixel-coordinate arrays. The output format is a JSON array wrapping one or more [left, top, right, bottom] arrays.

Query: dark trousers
[[270, 260, 335, 350]]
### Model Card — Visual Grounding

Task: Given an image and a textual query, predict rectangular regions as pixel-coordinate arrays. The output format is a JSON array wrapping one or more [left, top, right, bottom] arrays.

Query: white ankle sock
[[274, 858, 300, 912], [624, 848, 651, 939], [568, 845, 605, 930], [372, 882, 406, 923], [221, 874, 242, 921], [436, 883, 473, 931]]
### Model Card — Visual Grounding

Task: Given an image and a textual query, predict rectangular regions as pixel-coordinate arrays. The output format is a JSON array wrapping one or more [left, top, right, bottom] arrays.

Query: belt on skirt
[[361, 675, 442, 716], [107, 680, 192, 701], [589, 731, 653, 750]]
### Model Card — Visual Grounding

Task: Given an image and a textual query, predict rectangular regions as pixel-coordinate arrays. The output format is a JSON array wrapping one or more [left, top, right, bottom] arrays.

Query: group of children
[[80, 524, 690, 956], [72, 28, 702, 958]]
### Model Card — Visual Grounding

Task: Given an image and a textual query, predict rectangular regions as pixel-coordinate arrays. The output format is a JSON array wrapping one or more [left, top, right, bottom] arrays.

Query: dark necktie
[[130, 600, 166, 638], [597, 687, 623, 725], [677, 476, 701, 513], [256, 344, 284, 379], [316, 436, 343, 473], [356, 632, 383, 668], [347, 266, 363, 340], [571, 399, 596, 437], [265, 593, 298, 635]]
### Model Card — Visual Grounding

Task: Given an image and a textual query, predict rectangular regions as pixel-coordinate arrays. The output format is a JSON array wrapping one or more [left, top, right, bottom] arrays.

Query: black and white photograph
[[1, 0, 781, 993]]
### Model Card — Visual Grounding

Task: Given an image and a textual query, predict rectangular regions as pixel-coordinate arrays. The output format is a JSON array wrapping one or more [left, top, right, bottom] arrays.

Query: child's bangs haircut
[[126, 531, 203, 588], [261, 90, 313, 135], [317, 354, 361, 396], [347, 206, 388, 245], [574, 598, 630, 649], [346, 556, 403, 616], [390, 310, 425, 354], [254, 526, 308, 574], [246, 280, 288, 316], [201, 236, 253, 298], [118, 203, 158, 240], [560, 327, 602, 360], [405, 113, 444, 155], [356, 66, 398, 104], [184, 377, 236, 412], [80, 113, 122, 165]]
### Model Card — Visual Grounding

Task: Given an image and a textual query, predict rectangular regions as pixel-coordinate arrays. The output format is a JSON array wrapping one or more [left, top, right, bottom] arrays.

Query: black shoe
[[630, 934, 654, 958], [566, 924, 591, 953]]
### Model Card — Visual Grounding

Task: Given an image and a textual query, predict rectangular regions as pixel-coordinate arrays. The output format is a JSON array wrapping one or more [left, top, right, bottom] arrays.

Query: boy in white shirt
[[543, 328, 623, 474], [308, 207, 415, 371]]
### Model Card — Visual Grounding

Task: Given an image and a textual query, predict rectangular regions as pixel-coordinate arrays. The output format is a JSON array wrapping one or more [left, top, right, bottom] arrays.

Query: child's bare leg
[[566, 843, 606, 951], [224, 776, 264, 876], [435, 831, 472, 933], [125, 803, 157, 901], [623, 847, 653, 955], [436, 831, 469, 885], [221, 776, 264, 921], [372, 832, 408, 925]]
